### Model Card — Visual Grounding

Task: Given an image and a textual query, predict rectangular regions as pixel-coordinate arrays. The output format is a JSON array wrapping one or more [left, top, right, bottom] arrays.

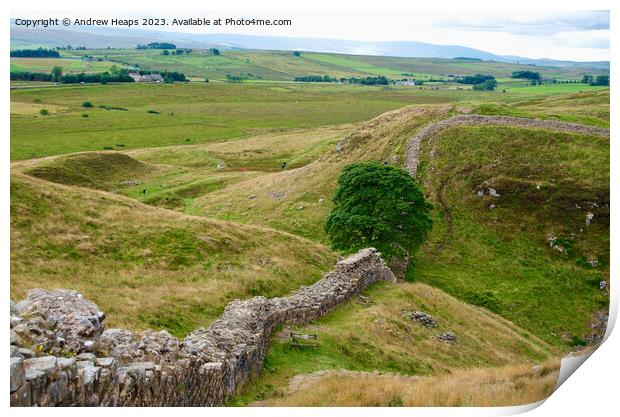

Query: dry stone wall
[[9, 248, 394, 406]]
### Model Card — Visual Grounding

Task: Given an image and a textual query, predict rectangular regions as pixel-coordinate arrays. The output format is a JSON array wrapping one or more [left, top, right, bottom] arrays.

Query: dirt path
[[405, 114, 610, 178]]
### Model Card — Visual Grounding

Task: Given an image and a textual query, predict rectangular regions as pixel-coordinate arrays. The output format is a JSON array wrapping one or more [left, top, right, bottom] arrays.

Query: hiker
[[281, 162, 287, 170]]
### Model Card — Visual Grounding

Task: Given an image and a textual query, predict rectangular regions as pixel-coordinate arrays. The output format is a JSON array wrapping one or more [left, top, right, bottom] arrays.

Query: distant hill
[[10, 23, 609, 69]]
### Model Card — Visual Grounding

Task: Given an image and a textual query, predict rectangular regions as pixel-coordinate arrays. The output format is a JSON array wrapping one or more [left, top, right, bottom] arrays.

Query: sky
[[10, 9, 610, 61]]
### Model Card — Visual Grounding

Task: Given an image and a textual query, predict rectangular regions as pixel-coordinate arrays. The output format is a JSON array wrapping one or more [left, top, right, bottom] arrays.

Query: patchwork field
[[54, 48, 608, 82], [10, 57, 126, 74]]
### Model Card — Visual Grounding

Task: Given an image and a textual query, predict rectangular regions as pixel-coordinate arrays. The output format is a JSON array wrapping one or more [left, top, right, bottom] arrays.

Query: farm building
[[128, 73, 164, 83], [394, 79, 416, 86]]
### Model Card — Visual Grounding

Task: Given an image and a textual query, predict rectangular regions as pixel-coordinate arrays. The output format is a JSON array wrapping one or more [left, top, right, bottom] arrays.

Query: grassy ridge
[[473, 90, 610, 127], [191, 106, 450, 242], [10, 173, 336, 337], [24, 152, 158, 191]]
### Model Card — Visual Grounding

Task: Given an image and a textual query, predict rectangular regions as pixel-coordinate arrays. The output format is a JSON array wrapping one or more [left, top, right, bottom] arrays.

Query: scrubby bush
[[39, 109, 49, 115], [82, 101, 93, 108], [325, 162, 432, 260]]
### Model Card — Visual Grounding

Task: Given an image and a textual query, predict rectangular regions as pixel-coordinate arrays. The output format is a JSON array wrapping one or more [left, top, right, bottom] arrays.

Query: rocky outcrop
[[405, 115, 610, 177], [9, 248, 394, 406]]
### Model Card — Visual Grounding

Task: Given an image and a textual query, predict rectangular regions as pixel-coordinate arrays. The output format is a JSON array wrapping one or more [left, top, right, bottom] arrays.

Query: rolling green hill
[[44, 48, 610, 81]]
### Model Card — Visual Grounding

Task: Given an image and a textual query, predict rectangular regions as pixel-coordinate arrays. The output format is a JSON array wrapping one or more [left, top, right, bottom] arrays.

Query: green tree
[[293, 51, 301, 57], [161, 49, 170, 56], [51, 66, 63, 82], [325, 162, 432, 260], [472, 79, 497, 90], [592, 75, 609, 86], [210, 48, 220, 56]]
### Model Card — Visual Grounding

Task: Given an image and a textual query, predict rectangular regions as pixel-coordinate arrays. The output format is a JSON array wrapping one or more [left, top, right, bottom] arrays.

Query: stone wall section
[[10, 248, 394, 406]]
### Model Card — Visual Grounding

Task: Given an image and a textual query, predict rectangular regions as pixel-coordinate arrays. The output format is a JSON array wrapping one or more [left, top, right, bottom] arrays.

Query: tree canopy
[[472, 79, 497, 90], [511, 70, 541, 80], [10, 48, 60, 58], [137, 42, 176, 49], [457, 74, 495, 85], [325, 162, 432, 260]]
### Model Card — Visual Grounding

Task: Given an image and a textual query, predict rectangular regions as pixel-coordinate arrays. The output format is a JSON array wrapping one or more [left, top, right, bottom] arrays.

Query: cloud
[[552, 29, 610, 49], [438, 11, 609, 36]]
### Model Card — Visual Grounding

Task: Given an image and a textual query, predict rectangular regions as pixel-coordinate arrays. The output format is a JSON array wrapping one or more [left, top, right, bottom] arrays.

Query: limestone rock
[[10, 357, 25, 392], [405, 311, 437, 328], [435, 332, 457, 343]]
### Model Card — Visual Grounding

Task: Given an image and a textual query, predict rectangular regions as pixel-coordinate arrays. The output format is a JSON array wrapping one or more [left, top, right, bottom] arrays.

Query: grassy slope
[[231, 281, 557, 405], [10, 173, 336, 337], [413, 125, 609, 346]]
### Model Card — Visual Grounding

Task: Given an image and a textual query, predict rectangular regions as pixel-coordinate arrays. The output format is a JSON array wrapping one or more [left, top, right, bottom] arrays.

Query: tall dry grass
[[257, 361, 560, 407]]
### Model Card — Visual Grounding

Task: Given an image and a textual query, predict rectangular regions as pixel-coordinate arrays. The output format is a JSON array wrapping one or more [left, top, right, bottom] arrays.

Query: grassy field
[[12, 82, 608, 161], [10, 83, 462, 160], [10, 57, 126, 74]]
